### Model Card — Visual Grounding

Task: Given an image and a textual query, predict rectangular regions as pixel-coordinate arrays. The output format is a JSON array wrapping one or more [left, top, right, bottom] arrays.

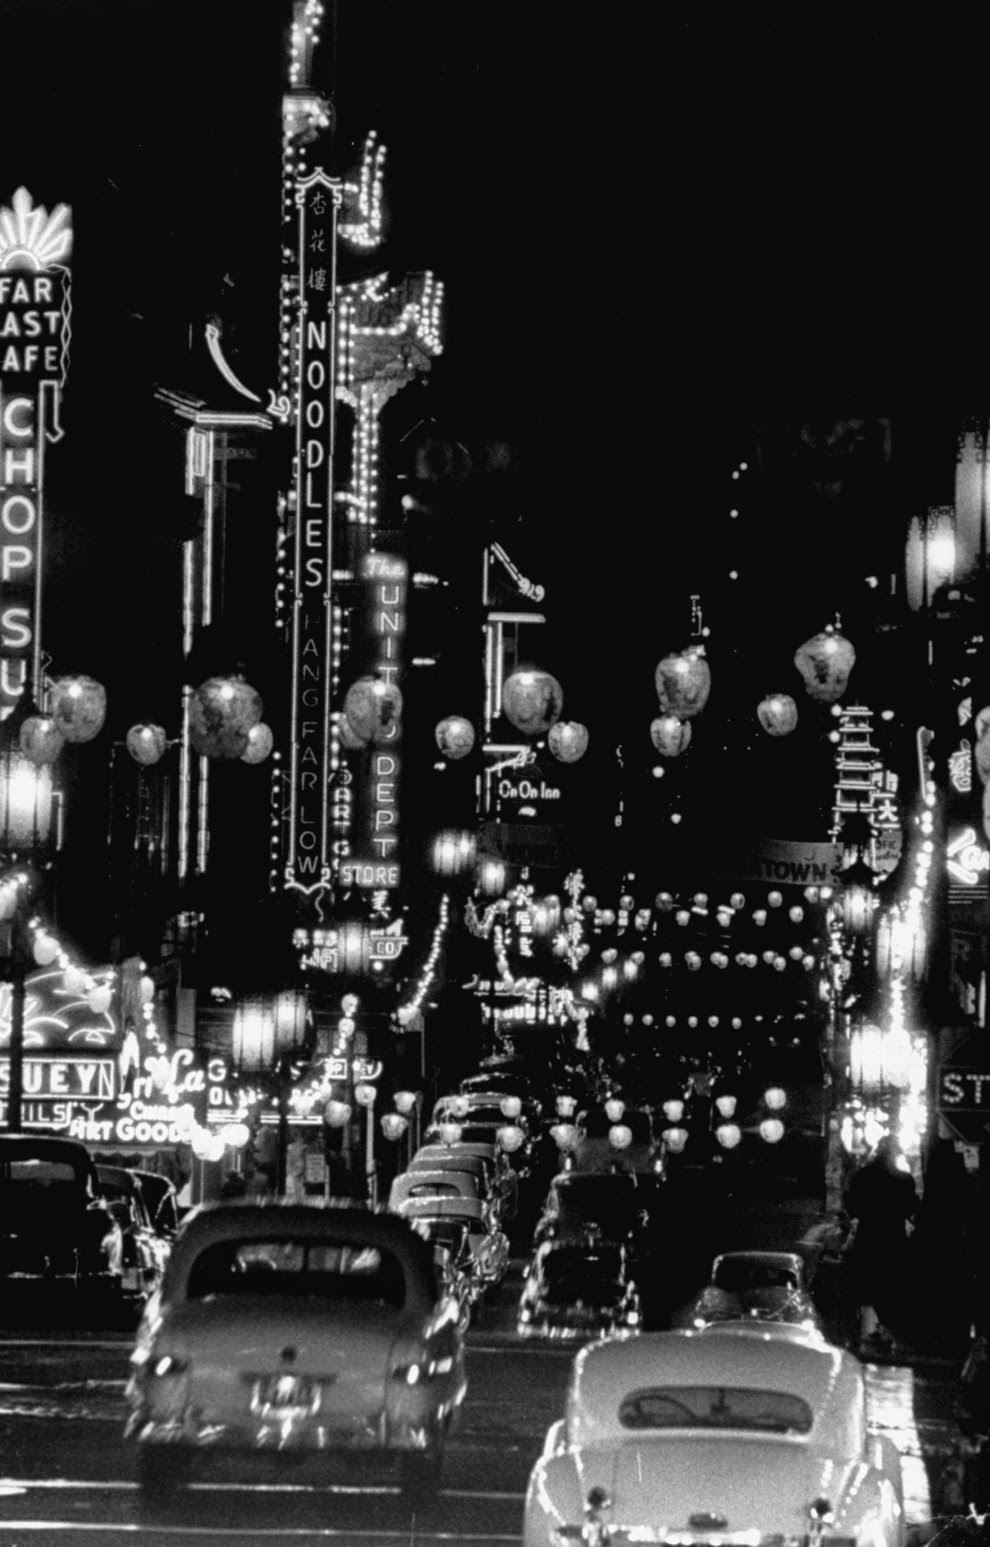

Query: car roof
[[0, 1135, 94, 1172], [713, 1251, 805, 1274], [408, 1152, 489, 1175], [574, 1326, 846, 1403], [162, 1203, 438, 1307], [551, 1169, 639, 1194], [414, 1142, 498, 1163], [395, 1194, 486, 1223]]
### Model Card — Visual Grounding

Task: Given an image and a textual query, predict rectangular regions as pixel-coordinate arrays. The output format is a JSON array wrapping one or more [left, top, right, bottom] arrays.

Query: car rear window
[[715, 1261, 799, 1292], [0, 1157, 80, 1185], [618, 1385, 814, 1434], [185, 1238, 406, 1307]]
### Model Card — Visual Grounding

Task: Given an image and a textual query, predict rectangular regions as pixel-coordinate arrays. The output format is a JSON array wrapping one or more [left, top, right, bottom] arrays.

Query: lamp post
[[0, 692, 57, 1133]]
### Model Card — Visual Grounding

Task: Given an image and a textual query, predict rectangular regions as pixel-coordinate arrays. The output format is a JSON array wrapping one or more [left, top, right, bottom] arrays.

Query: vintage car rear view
[[674, 1248, 823, 1333], [96, 1164, 171, 1310], [124, 1203, 467, 1503], [523, 1324, 905, 1547], [517, 1239, 643, 1341], [0, 1134, 124, 1308]]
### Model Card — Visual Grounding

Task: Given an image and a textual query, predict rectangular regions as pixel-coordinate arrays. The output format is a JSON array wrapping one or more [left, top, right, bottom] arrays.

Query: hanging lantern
[[32, 934, 58, 966], [500, 1095, 522, 1120], [48, 674, 107, 744], [763, 1086, 787, 1111], [334, 921, 370, 974], [904, 505, 956, 612], [19, 714, 64, 766], [840, 859, 876, 936], [604, 1097, 625, 1123], [757, 693, 798, 737], [685, 951, 702, 970], [324, 1099, 352, 1128], [550, 1122, 577, 1152], [654, 646, 711, 720], [650, 714, 692, 757], [240, 722, 274, 765], [223, 1122, 251, 1150], [609, 1123, 633, 1151], [443, 1094, 470, 1120], [793, 627, 856, 704], [125, 723, 168, 767], [189, 675, 262, 759], [337, 715, 369, 750], [381, 1112, 408, 1141], [476, 854, 507, 895], [501, 667, 564, 736], [715, 1122, 742, 1149], [394, 1090, 418, 1115], [354, 1082, 377, 1108], [548, 720, 589, 764], [344, 676, 403, 745], [556, 1094, 577, 1118], [431, 828, 476, 876], [436, 1120, 463, 1146], [497, 1123, 525, 1153], [760, 1118, 786, 1144], [662, 1099, 684, 1123], [715, 1094, 737, 1119], [87, 983, 112, 1014], [435, 714, 475, 760], [662, 1126, 688, 1153]]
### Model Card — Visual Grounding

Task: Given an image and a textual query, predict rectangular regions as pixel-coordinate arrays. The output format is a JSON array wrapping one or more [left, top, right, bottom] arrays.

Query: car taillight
[[141, 1349, 190, 1419]]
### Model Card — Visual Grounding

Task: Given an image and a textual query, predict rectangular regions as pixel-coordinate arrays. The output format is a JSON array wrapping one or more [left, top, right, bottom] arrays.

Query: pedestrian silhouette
[[843, 1134, 918, 1355]]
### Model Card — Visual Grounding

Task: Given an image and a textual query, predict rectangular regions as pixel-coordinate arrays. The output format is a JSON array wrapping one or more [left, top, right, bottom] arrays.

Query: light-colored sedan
[[523, 1323, 905, 1547], [673, 1249, 823, 1333], [124, 1203, 467, 1506], [395, 1194, 510, 1299]]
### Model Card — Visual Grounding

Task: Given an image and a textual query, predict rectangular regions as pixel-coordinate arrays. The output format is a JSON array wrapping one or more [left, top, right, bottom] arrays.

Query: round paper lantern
[[432, 829, 476, 875], [685, 951, 702, 970], [608, 1124, 633, 1152], [650, 714, 692, 757], [760, 1118, 786, 1144], [662, 1099, 684, 1123], [353, 1082, 377, 1108], [336, 921, 370, 973], [445, 1094, 470, 1120], [498, 1095, 522, 1121], [240, 722, 274, 765], [19, 715, 64, 765], [139, 975, 156, 1004], [604, 1097, 625, 1123], [191, 1128, 226, 1162], [793, 628, 856, 704], [49, 675, 107, 744], [550, 1122, 577, 1151], [757, 693, 798, 737], [662, 1126, 688, 1153], [763, 1085, 787, 1111], [435, 714, 475, 760], [87, 983, 112, 1014], [325, 1099, 352, 1128], [344, 677, 403, 745], [189, 675, 262, 759], [715, 1094, 737, 1119], [497, 1124, 526, 1153], [32, 934, 58, 966], [501, 668, 564, 736], [556, 1094, 577, 1118], [125, 723, 168, 766], [436, 1121, 463, 1146], [715, 1122, 742, 1149], [223, 1123, 251, 1149], [548, 720, 589, 764], [337, 715, 369, 750], [394, 1090, 418, 1115], [381, 1112, 408, 1140], [654, 646, 711, 720]]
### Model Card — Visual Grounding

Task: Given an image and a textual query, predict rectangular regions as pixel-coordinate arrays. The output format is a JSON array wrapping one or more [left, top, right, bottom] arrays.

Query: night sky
[[2, 4, 989, 713]]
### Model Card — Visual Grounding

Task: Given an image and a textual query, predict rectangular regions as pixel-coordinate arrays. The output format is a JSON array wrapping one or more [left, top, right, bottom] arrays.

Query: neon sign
[[284, 171, 341, 897], [0, 188, 72, 715], [947, 826, 990, 886]]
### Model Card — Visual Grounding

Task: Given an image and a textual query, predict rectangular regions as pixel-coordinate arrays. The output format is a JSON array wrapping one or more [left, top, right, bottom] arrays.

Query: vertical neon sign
[[0, 187, 72, 716], [284, 170, 340, 896]]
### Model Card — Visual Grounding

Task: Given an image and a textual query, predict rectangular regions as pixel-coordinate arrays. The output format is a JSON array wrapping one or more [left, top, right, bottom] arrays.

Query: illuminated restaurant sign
[[0, 187, 72, 715], [0, 1050, 230, 1144], [338, 552, 407, 890], [284, 170, 340, 898]]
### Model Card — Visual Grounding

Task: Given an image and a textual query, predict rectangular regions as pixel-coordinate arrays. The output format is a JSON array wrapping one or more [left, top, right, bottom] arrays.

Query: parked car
[[95, 1164, 171, 1309], [517, 1239, 642, 1340], [533, 1169, 648, 1253], [523, 1324, 906, 1547], [412, 1140, 519, 1221], [387, 1166, 483, 1212], [459, 1069, 545, 1116], [0, 1134, 124, 1310], [394, 1194, 510, 1299], [124, 1202, 467, 1504], [673, 1248, 823, 1332], [131, 1170, 181, 1238]]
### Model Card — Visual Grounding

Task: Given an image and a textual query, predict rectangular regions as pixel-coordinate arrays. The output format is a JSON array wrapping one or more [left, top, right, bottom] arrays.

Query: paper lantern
[[394, 1090, 418, 1115], [475, 855, 507, 895], [609, 1123, 633, 1151], [140, 975, 156, 1004], [240, 722, 274, 765], [662, 1099, 684, 1122], [550, 1122, 577, 1151], [353, 1081, 377, 1108], [662, 1126, 688, 1153], [49, 675, 107, 744], [501, 667, 563, 736], [654, 646, 711, 720], [555, 1094, 577, 1118], [126, 723, 168, 766], [19, 715, 64, 765], [715, 1094, 737, 1119], [650, 714, 692, 757], [344, 676, 403, 745], [32, 934, 58, 965], [381, 1112, 408, 1140], [87, 984, 112, 1014], [435, 715, 475, 760], [760, 1118, 786, 1144], [337, 715, 369, 750], [604, 1097, 625, 1123], [325, 1099, 352, 1128], [432, 829, 476, 875], [763, 1085, 787, 1111], [223, 1123, 251, 1149], [715, 1122, 742, 1149], [548, 720, 589, 763], [793, 627, 855, 704], [500, 1095, 522, 1119], [497, 1124, 525, 1153], [189, 675, 262, 759], [444, 1094, 470, 1119], [757, 693, 798, 737], [336, 921, 371, 973], [436, 1120, 462, 1146], [191, 1128, 225, 1162]]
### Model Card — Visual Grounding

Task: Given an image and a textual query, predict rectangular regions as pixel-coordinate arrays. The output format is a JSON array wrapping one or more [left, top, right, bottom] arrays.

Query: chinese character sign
[[0, 187, 72, 715]]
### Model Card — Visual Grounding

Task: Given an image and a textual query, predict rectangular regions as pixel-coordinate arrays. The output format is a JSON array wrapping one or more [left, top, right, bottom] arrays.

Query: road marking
[[0, 1477, 524, 1502]]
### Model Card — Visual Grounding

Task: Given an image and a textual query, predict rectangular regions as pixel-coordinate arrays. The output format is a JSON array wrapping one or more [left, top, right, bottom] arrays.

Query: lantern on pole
[[48, 674, 107, 744]]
